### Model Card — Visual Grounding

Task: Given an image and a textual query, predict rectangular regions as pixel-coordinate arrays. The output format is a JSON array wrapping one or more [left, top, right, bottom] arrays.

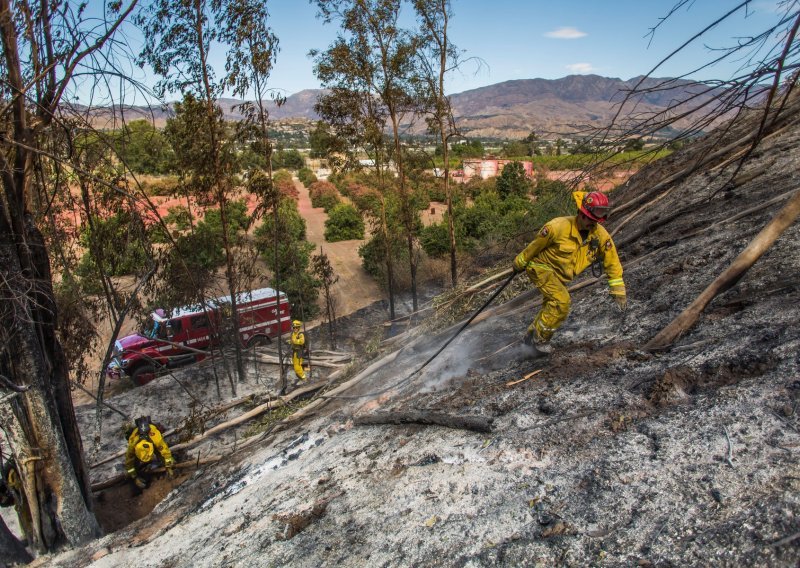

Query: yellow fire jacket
[[514, 215, 625, 297], [124, 424, 174, 477], [290, 330, 305, 352]]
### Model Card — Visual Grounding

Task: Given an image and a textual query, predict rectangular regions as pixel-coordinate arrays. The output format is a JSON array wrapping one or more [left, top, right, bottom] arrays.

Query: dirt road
[[294, 179, 384, 320]]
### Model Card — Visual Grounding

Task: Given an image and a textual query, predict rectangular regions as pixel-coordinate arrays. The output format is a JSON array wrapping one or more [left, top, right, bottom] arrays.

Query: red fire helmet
[[579, 191, 611, 223]]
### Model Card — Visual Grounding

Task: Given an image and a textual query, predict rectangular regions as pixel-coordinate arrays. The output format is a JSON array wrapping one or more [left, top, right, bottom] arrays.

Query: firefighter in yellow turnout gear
[[289, 320, 307, 381], [513, 191, 626, 353], [124, 416, 175, 490]]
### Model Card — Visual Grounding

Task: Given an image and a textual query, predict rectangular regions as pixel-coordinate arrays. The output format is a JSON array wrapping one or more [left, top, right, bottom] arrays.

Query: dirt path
[[294, 179, 384, 320]]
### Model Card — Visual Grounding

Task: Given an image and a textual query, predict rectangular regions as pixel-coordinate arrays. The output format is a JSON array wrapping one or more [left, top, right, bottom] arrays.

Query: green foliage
[[309, 121, 345, 159], [531, 149, 671, 170], [308, 180, 341, 211], [623, 138, 645, 151], [358, 230, 406, 287], [163, 94, 234, 196], [273, 169, 293, 185], [76, 211, 150, 292], [419, 222, 450, 258], [139, 175, 180, 196], [203, 199, 249, 239], [255, 198, 307, 244], [501, 140, 531, 158], [496, 161, 532, 199], [271, 148, 305, 170], [438, 139, 484, 159], [175, 218, 226, 270], [254, 198, 319, 318], [164, 205, 193, 231], [297, 167, 317, 186], [114, 120, 175, 174], [324, 204, 365, 241]]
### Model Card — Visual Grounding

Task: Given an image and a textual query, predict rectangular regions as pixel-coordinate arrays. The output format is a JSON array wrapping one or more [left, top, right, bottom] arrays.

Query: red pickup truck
[[108, 287, 291, 385]]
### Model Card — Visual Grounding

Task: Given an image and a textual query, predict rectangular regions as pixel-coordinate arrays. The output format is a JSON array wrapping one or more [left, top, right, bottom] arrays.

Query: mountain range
[[93, 74, 719, 140]]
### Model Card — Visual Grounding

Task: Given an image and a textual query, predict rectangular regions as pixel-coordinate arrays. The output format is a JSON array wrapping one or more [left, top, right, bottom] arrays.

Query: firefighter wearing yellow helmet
[[124, 416, 175, 490], [513, 191, 626, 354], [289, 320, 307, 381]]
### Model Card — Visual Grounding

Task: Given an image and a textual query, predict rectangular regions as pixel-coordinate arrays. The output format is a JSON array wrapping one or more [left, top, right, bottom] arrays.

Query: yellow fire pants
[[292, 351, 306, 380], [527, 265, 571, 341]]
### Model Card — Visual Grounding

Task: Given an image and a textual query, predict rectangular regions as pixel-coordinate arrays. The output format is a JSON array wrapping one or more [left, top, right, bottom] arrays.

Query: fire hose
[[323, 270, 519, 399]]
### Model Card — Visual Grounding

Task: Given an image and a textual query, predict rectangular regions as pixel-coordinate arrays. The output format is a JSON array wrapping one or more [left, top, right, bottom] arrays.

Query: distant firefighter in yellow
[[289, 320, 308, 381], [124, 416, 175, 491], [513, 191, 626, 354]]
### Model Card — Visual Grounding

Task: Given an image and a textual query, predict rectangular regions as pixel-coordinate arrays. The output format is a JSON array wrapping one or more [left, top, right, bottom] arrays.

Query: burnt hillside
[[41, 98, 800, 567]]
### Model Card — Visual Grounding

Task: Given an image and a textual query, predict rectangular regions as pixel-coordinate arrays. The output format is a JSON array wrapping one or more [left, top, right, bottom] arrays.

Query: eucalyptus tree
[[413, 0, 462, 286], [314, 0, 423, 313], [0, 0, 141, 554], [137, 0, 280, 385]]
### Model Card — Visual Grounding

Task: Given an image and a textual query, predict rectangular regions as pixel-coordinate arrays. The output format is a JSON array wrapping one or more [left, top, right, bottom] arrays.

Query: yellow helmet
[[135, 440, 155, 463], [292, 320, 302, 328]]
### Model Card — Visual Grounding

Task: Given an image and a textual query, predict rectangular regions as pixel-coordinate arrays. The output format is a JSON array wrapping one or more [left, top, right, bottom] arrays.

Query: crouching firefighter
[[513, 191, 626, 354], [125, 416, 175, 490]]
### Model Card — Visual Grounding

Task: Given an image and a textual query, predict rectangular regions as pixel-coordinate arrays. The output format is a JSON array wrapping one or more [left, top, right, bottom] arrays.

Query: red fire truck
[[107, 287, 291, 385]]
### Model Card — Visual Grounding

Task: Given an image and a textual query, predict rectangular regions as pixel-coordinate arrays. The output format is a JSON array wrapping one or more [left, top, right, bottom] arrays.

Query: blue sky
[[254, 0, 785, 96], [96, 0, 786, 104]]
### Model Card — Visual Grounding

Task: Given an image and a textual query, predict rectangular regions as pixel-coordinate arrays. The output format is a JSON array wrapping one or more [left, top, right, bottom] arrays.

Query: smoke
[[416, 330, 535, 392]]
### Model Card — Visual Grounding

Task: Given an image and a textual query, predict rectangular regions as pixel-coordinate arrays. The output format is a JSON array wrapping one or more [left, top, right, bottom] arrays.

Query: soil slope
[[39, 99, 800, 567]]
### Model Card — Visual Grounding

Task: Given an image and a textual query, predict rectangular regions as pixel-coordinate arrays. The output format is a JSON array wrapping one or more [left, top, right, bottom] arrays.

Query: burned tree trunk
[[354, 411, 494, 433], [0, 515, 31, 565], [646, 188, 800, 351]]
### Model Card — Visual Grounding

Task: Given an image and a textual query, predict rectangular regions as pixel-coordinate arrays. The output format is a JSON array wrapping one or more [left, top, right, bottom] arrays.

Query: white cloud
[[566, 63, 595, 74], [544, 27, 587, 39]]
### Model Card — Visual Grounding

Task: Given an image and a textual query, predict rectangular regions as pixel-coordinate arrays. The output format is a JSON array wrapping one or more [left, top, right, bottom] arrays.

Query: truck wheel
[[247, 335, 271, 348], [131, 365, 156, 386]]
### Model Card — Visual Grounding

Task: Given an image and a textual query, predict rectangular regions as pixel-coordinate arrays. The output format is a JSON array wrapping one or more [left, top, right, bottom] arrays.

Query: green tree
[[314, 0, 423, 311], [309, 120, 346, 159], [115, 119, 175, 174], [325, 204, 365, 241], [414, 0, 465, 286], [311, 249, 339, 347], [139, 0, 279, 388], [272, 148, 305, 170], [254, 199, 319, 319], [496, 161, 532, 199]]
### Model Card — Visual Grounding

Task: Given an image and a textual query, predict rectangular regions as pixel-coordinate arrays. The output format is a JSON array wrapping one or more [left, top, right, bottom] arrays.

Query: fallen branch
[[767, 531, 800, 548], [91, 455, 223, 492], [645, 188, 800, 351], [353, 411, 493, 433], [723, 426, 735, 468], [169, 381, 326, 454], [243, 353, 344, 369], [90, 394, 256, 469], [506, 369, 542, 387]]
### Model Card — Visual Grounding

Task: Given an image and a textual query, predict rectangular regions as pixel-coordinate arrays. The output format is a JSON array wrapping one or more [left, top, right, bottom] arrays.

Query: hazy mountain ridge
[[84, 75, 716, 139]]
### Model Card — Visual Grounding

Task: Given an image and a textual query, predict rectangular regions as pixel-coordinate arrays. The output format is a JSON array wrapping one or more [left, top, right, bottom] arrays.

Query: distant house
[[454, 158, 534, 183]]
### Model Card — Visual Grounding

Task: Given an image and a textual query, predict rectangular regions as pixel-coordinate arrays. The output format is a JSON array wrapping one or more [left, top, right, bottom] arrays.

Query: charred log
[[354, 411, 494, 433]]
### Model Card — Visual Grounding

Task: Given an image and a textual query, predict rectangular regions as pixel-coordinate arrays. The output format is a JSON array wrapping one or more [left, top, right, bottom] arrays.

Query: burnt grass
[[48, 99, 800, 567]]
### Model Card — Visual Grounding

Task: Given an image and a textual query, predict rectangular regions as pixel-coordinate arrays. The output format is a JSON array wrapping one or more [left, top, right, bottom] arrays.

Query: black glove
[[512, 262, 525, 274]]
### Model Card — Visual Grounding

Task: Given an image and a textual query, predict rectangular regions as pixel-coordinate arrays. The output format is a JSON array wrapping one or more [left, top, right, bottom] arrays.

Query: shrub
[[140, 175, 180, 196], [308, 180, 340, 211], [420, 222, 451, 258], [298, 167, 317, 186], [324, 204, 364, 242]]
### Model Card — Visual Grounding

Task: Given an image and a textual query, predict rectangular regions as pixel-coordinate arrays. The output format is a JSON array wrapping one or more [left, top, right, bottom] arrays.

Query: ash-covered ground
[[34, 100, 800, 567]]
